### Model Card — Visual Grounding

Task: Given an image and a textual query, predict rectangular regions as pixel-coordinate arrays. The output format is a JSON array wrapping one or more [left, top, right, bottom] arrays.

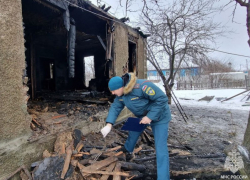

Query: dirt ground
[[168, 104, 249, 179]]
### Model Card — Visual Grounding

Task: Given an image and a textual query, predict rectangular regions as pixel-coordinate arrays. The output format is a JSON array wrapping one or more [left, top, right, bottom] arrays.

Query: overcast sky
[[90, 0, 250, 71]]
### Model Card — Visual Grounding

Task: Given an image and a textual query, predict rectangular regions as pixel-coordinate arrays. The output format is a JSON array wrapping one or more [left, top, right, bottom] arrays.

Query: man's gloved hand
[[140, 116, 152, 124], [101, 123, 112, 138]]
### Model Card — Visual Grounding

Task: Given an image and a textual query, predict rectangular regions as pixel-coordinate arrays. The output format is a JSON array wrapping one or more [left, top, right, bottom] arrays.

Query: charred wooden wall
[[113, 23, 129, 76]]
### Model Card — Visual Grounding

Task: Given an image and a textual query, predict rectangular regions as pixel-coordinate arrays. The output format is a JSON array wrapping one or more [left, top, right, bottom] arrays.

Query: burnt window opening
[[39, 58, 55, 91], [84, 56, 95, 87], [128, 42, 137, 73]]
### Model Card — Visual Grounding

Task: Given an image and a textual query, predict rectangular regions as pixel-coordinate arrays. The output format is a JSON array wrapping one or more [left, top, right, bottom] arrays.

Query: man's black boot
[[117, 146, 135, 162], [125, 152, 135, 162]]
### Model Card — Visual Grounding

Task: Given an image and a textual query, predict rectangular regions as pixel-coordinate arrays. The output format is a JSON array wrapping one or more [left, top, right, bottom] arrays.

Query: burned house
[[0, 0, 147, 179]]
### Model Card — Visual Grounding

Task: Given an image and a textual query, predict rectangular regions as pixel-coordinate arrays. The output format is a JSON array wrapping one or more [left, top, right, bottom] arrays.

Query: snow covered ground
[[153, 80, 250, 111]]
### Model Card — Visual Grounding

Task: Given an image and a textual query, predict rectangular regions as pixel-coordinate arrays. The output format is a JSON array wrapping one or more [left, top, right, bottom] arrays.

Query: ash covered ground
[[27, 98, 249, 179]]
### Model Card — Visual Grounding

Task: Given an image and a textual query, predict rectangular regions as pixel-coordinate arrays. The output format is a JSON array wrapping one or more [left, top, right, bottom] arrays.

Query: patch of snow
[[153, 79, 249, 111]]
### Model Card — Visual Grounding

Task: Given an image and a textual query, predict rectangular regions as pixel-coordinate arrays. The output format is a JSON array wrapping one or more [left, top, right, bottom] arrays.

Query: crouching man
[[101, 73, 171, 180]]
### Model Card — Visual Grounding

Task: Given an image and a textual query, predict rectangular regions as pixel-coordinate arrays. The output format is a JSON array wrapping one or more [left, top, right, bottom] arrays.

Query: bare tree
[[140, 0, 224, 100], [227, 0, 250, 47], [118, 0, 159, 15]]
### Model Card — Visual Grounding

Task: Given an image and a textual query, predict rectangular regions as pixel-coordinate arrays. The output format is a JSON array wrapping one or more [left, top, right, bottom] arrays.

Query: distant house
[[147, 67, 200, 80]]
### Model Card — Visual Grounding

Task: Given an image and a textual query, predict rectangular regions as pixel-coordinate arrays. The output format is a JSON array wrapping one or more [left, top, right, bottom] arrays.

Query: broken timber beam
[[61, 142, 73, 179], [113, 162, 122, 180], [133, 146, 142, 154], [107, 146, 122, 152], [134, 155, 156, 162], [143, 131, 154, 144], [81, 156, 118, 177], [113, 129, 128, 139], [100, 162, 116, 180], [120, 162, 146, 171], [221, 90, 249, 102], [79, 169, 130, 177]]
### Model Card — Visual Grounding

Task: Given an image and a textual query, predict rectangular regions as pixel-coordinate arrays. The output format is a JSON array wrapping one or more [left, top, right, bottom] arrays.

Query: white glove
[[101, 124, 112, 138]]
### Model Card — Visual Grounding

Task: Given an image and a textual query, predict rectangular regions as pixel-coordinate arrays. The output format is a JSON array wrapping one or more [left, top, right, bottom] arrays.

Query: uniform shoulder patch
[[145, 87, 155, 95], [142, 85, 147, 91], [133, 83, 140, 89]]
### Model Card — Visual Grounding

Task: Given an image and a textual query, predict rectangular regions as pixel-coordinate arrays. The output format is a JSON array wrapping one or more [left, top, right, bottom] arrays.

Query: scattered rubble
[[26, 91, 110, 142], [4, 93, 249, 180]]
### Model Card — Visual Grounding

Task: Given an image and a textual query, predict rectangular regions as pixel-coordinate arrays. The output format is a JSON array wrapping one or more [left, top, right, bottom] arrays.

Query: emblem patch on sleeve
[[142, 85, 147, 91], [146, 87, 155, 95], [134, 83, 140, 89]]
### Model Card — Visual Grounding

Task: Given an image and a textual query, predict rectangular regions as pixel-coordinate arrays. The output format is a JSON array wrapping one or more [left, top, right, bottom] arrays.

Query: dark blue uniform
[[106, 73, 171, 180]]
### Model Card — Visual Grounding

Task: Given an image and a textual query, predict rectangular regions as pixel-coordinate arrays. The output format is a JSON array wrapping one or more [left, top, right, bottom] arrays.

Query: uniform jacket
[[106, 73, 171, 126]]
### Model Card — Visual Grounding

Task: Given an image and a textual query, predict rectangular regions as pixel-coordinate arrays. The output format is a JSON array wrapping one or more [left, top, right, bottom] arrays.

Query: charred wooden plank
[[82, 156, 118, 177], [100, 162, 116, 180], [63, 8, 70, 31], [113, 162, 122, 180], [61, 142, 73, 179], [141, 133, 147, 143], [133, 146, 142, 154], [143, 131, 154, 145], [144, 129, 153, 136], [68, 22, 76, 78], [113, 129, 128, 139], [107, 146, 122, 152], [73, 129, 83, 149], [134, 155, 156, 162], [120, 162, 146, 172], [75, 141, 84, 153], [171, 153, 226, 159], [79, 169, 130, 177], [140, 149, 155, 153], [79, 159, 90, 166]]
